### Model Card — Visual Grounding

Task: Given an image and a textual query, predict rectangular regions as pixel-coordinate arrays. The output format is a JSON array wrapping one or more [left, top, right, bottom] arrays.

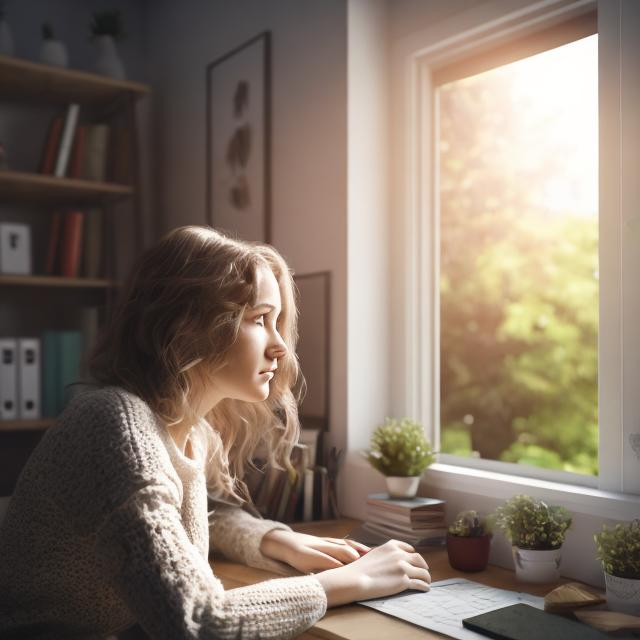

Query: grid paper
[[357, 577, 544, 640]]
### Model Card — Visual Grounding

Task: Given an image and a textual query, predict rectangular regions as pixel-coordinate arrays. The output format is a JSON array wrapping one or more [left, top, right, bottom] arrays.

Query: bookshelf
[[0, 54, 150, 492]]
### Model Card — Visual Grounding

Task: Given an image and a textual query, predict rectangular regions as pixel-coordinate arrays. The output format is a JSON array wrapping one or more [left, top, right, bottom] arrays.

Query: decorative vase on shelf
[[40, 39, 68, 67], [0, 18, 14, 56], [385, 476, 420, 499], [94, 35, 125, 80]]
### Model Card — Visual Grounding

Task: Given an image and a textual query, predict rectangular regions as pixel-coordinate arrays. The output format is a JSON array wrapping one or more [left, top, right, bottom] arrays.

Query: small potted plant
[[594, 520, 640, 615], [494, 494, 572, 583], [40, 22, 68, 68], [447, 510, 493, 572], [90, 9, 126, 79], [364, 418, 435, 498]]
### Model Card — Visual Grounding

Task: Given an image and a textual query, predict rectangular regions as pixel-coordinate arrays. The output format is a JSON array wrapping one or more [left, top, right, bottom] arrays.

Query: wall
[[145, 0, 348, 455]]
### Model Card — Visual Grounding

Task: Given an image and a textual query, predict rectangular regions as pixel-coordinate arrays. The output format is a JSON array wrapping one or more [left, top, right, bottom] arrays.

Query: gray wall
[[145, 0, 348, 452]]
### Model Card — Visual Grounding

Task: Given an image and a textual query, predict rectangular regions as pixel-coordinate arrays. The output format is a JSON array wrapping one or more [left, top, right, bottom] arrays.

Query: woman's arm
[[98, 484, 327, 640], [208, 502, 298, 575]]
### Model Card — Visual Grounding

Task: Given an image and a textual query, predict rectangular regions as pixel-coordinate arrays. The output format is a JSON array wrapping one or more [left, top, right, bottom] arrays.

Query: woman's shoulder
[[47, 385, 169, 476]]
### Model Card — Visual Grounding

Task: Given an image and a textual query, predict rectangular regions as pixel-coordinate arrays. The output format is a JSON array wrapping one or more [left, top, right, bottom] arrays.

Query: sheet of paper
[[357, 578, 544, 640]]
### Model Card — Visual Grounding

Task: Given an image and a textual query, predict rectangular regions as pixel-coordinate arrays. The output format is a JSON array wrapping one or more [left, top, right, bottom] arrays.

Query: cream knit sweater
[[0, 386, 327, 639]]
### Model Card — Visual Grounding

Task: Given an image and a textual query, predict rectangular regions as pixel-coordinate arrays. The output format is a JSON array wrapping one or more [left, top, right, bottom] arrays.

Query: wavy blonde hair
[[89, 225, 302, 503]]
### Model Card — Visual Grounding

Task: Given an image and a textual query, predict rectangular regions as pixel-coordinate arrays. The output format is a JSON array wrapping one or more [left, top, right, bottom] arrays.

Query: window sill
[[423, 463, 640, 521]]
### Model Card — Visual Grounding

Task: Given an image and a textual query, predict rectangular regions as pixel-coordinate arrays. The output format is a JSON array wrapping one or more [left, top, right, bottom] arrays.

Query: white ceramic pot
[[385, 476, 420, 498], [512, 546, 562, 583], [0, 19, 14, 56], [604, 572, 640, 615], [94, 34, 126, 80], [40, 39, 68, 67]]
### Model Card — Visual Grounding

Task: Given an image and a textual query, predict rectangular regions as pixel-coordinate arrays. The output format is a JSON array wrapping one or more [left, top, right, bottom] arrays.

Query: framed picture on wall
[[206, 31, 271, 242], [294, 271, 331, 431]]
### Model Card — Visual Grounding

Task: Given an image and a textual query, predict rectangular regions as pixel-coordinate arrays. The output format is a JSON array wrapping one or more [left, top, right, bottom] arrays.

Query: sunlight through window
[[437, 34, 599, 476]]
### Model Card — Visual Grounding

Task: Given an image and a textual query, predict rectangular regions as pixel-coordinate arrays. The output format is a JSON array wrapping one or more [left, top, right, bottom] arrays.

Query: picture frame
[[294, 271, 331, 431], [206, 32, 271, 242]]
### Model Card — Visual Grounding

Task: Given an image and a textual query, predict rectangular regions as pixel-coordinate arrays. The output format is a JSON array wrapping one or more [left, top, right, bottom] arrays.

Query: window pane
[[438, 35, 598, 476]]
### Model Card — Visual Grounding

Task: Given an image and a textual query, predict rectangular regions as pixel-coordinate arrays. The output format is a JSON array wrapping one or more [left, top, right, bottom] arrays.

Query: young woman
[[0, 226, 431, 639]]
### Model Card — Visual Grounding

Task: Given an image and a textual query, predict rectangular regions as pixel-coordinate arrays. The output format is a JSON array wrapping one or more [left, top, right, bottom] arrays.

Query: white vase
[[94, 35, 125, 80], [385, 476, 420, 498], [512, 546, 562, 583], [40, 39, 68, 67], [604, 572, 640, 615], [0, 19, 14, 56]]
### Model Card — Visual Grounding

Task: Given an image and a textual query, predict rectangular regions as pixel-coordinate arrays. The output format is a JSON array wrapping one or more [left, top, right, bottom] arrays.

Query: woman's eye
[[255, 315, 265, 326]]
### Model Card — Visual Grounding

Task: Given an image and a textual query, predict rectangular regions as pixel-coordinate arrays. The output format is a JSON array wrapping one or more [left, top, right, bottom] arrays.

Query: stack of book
[[243, 433, 342, 523], [39, 103, 130, 184], [351, 493, 447, 548]]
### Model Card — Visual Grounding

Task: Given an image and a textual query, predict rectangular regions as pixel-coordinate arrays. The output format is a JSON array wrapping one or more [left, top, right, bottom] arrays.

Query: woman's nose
[[267, 333, 288, 359]]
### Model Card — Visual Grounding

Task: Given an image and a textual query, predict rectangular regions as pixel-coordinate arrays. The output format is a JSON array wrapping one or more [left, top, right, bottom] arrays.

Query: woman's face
[[200, 265, 288, 411]]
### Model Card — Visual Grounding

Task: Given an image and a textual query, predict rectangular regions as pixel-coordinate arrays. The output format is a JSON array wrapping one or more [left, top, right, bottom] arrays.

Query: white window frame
[[401, 0, 640, 517]]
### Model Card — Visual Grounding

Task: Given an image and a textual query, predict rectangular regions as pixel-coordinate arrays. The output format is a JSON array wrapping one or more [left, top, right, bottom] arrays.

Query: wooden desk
[[211, 519, 561, 640]]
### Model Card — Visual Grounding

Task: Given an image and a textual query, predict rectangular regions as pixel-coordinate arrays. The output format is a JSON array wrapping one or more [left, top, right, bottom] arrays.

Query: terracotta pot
[[446, 533, 492, 572]]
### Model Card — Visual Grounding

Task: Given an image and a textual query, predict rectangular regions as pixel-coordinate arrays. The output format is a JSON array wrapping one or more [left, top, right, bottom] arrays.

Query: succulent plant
[[594, 520, 640, 579], [364, 418, 435, 477], [89, 9, 126, 41], [448, 510, 493, 537], [494, 494, 572, 550]]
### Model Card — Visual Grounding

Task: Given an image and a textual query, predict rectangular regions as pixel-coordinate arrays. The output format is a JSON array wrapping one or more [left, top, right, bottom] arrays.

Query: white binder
[[17, 337, 41, 419], [0, 338, 18, 420], [0, 223, 32, 274]]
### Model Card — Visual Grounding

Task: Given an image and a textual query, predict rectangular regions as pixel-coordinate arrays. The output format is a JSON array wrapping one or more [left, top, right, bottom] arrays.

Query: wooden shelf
[[0, 170, 133, 204], [0, 419, 55, 431], [0, 54, 150, 105], [0, 274, 116, 288]]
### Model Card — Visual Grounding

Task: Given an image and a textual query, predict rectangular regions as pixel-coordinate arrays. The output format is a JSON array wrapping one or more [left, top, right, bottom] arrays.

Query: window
[[436, 35, 599, 479]]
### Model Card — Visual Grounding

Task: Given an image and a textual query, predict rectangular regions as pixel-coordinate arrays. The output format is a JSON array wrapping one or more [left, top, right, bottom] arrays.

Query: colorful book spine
[[54, 103, 80, 178], [60, 211, 84, 278], [68, 124, 87, 179], [40, 116, 63, 174]]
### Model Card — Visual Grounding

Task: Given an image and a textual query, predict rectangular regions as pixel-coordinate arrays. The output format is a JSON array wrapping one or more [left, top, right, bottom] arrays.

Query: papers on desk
[[357, 578, 544, 640]]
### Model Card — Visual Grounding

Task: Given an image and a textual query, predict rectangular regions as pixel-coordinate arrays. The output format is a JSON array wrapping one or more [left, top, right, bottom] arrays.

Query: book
[[60, 211, 84, 278], [299, 426, 322, 467], [41, 330, 83, 417], [82, 207, 103, 278], [58, 331, 82, 412], [82, 123, 110, 182], [41, 331, 59, 417], [366, 493, 446, 513], [68, 124, 87, 179], [79, 307, 100, 378], [303, 467, 314, 522], [366, 507, 446, 529], [366, 512, 446, 534], [54, 103, 80, 177], [17, 338, 41, 420], [0, 338, 18, 420], [40, 115, 63, 174], [0, 223, 31, 274], [362, 521, 447, 546], [462, 603, 610, 640]]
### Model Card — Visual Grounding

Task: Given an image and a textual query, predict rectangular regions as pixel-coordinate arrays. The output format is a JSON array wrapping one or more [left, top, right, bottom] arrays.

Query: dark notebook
[[462, 604, 619, 640]]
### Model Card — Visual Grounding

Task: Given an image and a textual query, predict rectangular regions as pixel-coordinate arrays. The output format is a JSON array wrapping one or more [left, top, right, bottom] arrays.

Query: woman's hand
[[260, 529, 371, 574], [314, 539, 431, 607]]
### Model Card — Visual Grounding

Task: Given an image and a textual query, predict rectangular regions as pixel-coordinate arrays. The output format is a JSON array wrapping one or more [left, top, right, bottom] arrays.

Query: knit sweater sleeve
[[209, 504, 298, 576], [97, 481, 327, 640]]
